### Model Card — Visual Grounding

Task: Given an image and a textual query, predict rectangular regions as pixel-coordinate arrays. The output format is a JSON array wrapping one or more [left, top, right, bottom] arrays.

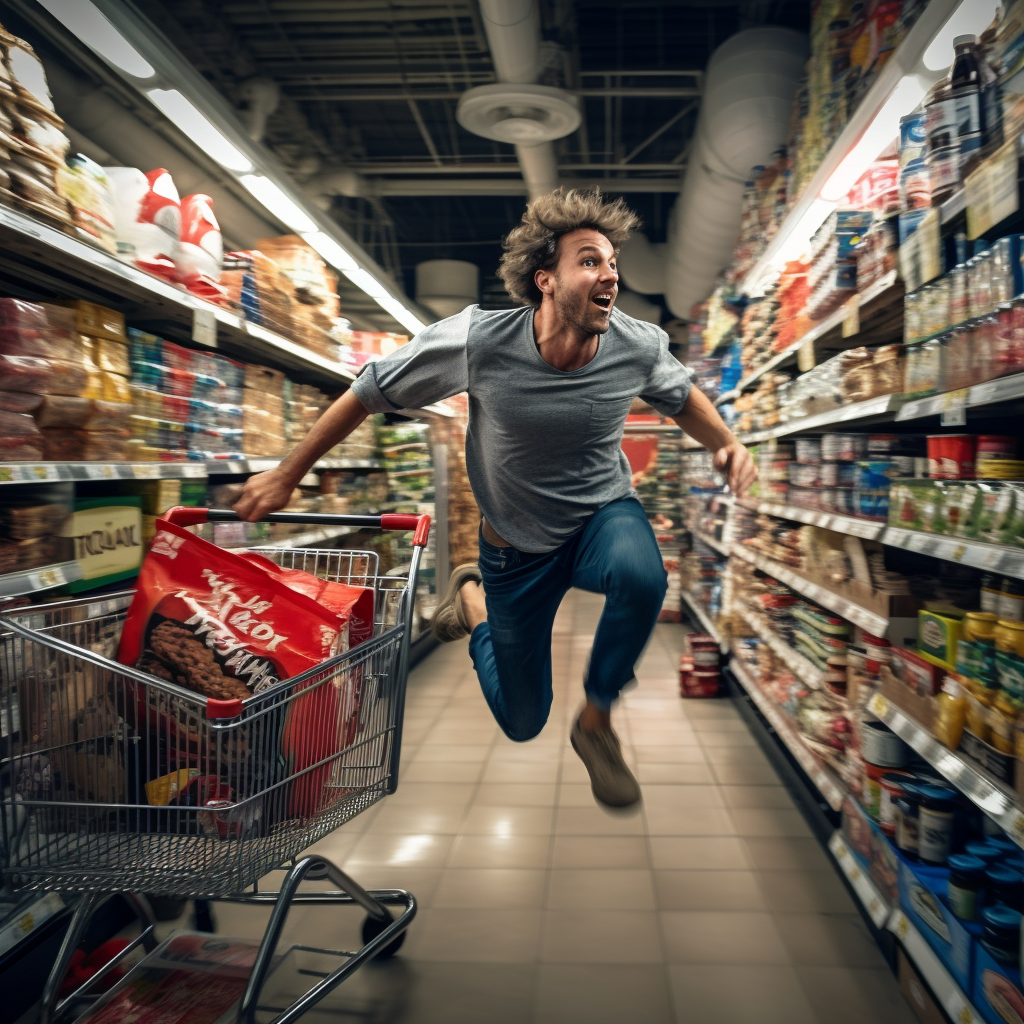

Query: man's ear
[[535, 267, 555, 297]]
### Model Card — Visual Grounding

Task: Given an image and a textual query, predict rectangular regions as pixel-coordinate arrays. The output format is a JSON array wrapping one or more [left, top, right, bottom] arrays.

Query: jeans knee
[[613, 564, 666, 611], [497, 704, 548, 743]]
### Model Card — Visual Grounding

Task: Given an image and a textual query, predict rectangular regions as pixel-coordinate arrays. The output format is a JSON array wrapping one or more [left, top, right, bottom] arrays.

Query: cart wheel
[[361, 914, 405, 958]]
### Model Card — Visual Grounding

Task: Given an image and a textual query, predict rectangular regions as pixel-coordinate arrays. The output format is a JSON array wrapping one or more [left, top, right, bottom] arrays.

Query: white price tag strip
[[192, 307, 218, 348], [829, 832, 891, 928], [941, 389, 968, 427]]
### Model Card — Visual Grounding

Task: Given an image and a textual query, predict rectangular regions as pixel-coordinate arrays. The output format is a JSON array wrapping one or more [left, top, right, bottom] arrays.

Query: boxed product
[[49, 300, 126, 344], [918, 609, 965, 671], [61, 496, 143, 592], [898, 857, 980, 993], [890, 647, 944, 696], [972, 933, 1024, 1024]]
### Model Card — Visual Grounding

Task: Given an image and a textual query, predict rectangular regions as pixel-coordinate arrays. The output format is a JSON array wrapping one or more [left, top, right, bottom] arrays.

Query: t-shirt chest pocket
[[588, 397, 632, 442]]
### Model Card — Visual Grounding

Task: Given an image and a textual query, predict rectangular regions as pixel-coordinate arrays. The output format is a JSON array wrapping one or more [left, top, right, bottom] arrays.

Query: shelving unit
[[731, 542, 889, 636], [741, 499, 886, 540], [736, 606, 825, 689], [730, 659, 846, 810], [897, 371, 1024, 422], [0, 561, 82, 599], [679, 588, 728, 651], [828, 833, 892, 929], [868, 692, 1024, 849], [693, 530, 730, 557]]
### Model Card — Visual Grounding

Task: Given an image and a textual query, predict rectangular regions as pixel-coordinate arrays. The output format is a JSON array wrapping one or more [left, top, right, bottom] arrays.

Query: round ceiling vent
[[456, 84, 581, 144]]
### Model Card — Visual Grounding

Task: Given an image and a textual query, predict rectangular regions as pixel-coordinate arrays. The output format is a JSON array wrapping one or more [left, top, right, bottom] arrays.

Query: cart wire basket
[[0, 507, 431, 1024]]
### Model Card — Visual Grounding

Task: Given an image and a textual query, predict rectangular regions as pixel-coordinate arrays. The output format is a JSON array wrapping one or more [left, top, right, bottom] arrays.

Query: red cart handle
[[162, 507, 432, 547]]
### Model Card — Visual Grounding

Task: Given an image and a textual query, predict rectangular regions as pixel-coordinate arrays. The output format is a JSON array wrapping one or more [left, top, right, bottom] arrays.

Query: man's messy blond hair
[[498, 187, 640, 306]]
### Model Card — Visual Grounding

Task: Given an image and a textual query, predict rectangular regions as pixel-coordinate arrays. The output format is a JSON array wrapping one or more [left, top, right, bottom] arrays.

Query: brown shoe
[[430, 563, 482, 642], [570, 715, 642, 809]]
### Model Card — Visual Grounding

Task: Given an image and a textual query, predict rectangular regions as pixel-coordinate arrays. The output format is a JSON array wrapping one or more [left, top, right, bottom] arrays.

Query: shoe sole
[[430, 563, 482, 643]]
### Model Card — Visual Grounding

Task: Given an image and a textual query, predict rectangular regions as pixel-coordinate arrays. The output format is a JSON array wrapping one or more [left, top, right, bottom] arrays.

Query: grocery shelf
[[940, 187, 968, 224], [0, 892, 68, 959], [714, 389, 739, 407], [868, 692, 1024, 851], [0, 457, 382, 485], [731, 542, 889, 636], [828, 832, 892, 929], [265, 526, 360, 550], [730, 659, 846, 811], [889, 911, 983, 1024], [740, 392, 906, 445], [737, 607, 825, 690], [679, 588, 728, 651], [897, 371, 1024, 422], [694, 530, 730, 557], [884, 528, 1024, 580], [743, 499, 885, 541], [737, 271, 900, 393], [0, 561, 82, 599]]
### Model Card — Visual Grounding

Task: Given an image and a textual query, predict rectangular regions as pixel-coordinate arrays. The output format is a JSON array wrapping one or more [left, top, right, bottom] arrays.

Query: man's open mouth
[[593, 292, 614, 311]]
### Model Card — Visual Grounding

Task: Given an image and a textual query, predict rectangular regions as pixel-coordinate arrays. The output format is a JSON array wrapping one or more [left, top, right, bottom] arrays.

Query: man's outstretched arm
[[671, 387, 757, 497], [233, 388, 370, 521]]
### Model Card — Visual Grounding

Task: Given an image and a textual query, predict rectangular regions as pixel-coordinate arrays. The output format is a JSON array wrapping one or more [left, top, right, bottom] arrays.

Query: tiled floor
[[216, 591, 917, 1023]]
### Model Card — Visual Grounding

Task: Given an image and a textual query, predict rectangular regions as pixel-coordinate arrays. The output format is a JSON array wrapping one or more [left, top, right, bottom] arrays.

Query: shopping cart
[[0, 507, 431, 1024]]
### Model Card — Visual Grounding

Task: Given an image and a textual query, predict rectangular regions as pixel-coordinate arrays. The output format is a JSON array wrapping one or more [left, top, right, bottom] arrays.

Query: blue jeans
[[468, 496, 667, 741]]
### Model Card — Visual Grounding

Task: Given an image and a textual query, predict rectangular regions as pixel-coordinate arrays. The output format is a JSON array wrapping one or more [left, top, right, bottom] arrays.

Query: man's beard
[[555, 286, 611, 339]]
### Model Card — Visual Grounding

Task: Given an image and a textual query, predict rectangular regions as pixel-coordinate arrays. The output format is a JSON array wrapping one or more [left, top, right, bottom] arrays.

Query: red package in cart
[[237, 550, 375, 818], [119, 519, 346, 700]]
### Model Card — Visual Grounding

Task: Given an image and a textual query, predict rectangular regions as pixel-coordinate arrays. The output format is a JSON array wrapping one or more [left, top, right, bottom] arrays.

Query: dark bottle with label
[[926, 78, 959, 205], [951, 34, 983, 169], [980, 21, 1003, 150]]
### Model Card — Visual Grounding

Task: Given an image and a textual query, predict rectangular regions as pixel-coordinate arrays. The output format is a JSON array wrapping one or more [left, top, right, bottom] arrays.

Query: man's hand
[[713, 442, 757, 497], [233, 469, 295, 522]]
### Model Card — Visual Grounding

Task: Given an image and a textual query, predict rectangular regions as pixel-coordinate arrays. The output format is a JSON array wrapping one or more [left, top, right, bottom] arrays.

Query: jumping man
[[234, 188, 756, 809]]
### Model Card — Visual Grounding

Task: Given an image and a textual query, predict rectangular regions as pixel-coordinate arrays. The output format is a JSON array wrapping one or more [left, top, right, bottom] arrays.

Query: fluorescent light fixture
[[302, 231, 359, 272], [821, 75, 928, 202], [147, 89, 252, 172], [343, 267, 390, 299], [376, 295, 428, 334], [37, 0, 155, 79], [238, 174, 317, 233], [773, 197, 837, 266], [924, 0, 1001, 71]]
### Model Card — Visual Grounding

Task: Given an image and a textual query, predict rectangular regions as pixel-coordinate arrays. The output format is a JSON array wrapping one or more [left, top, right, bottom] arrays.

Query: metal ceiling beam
[[283, 86, 701, 100], [621, 101, 698, 163], [222, 8, 476, 23], [350, 162, 687, 173], [371, 177, 682, 195]]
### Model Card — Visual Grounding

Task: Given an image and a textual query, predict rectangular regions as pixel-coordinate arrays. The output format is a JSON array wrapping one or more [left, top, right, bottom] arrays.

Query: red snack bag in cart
[[237, 551, 375, 819]]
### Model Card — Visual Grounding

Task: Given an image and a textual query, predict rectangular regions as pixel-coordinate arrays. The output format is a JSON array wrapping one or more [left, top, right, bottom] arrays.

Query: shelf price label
[[941, 390, 969, 427], [192, 308, 218, 348], [85, 464, 117, 480]]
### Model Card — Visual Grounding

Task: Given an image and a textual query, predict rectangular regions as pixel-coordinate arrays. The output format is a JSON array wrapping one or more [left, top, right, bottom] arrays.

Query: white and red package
[[105, 166, 182, 282], [118, 519, 346, 701], [177, 192, 225, 301]]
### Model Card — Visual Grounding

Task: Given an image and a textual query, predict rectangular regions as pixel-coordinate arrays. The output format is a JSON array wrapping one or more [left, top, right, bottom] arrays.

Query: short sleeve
[[639, 325, 693, 416], [349, 305, 473, 413]]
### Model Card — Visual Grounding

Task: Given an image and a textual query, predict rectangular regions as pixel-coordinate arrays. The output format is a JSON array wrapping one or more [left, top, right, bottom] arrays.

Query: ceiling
[[119, 0, 811, 321]]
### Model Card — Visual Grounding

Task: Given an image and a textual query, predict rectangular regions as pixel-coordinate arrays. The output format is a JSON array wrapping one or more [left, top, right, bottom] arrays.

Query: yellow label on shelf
[[967, 140, 1019, 239], [842, 297, 860, 338], [896, 914, 908, 939], [869, 694, 889, 717]]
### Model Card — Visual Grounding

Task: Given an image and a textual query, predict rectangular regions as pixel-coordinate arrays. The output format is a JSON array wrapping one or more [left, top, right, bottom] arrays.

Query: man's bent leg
[[571, 498, 668, 708], [468, 537, 570, 742]]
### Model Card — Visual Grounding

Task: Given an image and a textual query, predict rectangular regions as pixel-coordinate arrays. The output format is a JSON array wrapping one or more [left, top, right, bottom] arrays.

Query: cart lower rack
[[0, 507, 431, 1023]]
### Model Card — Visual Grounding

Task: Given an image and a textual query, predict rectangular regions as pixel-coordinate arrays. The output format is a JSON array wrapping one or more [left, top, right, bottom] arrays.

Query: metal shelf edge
[[828, 832, 892, 929]]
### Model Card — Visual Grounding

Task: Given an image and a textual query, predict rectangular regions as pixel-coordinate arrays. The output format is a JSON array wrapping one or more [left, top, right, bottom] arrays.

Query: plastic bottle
[[951, 35, 983, 168], [925, 78, 959, 205], [980, 21, 1004, 150]]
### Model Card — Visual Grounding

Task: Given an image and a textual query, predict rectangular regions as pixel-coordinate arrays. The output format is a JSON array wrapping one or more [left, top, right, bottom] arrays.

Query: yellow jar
[[995, 619, 1024, 658], [964, 611, 999, 643]]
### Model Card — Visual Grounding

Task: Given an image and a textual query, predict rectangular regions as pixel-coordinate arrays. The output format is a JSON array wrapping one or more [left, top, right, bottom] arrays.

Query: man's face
[[538, 228, 618, 336]]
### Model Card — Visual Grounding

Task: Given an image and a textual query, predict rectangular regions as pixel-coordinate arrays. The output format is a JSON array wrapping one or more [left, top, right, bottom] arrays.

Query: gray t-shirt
[[350, 304, 692, 553]]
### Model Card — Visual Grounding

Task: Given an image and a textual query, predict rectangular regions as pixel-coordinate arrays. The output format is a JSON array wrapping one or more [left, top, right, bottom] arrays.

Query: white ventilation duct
[[621, 27, 807, 319], [617, 233, 667, 296], [237, 77, 280, 143], [615, 289, 662, 325], [461, 0, 576, 200], [416, 260, 479, 320]]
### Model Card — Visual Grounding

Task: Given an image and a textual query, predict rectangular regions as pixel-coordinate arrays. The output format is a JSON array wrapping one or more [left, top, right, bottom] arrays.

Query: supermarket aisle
[[237, 591, 915, 1024]]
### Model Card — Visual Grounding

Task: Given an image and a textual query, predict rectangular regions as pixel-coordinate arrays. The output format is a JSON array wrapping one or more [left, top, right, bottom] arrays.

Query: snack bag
[[237, 550, 375, 818]]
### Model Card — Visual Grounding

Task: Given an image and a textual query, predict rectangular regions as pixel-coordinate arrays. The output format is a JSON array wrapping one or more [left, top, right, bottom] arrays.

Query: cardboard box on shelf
[[880, 666, 939, 736], [61, 496, 143, 592]]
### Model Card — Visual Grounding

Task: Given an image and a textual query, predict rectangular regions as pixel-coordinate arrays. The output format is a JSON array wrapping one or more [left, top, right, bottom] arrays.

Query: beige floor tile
[[633, 744, 707, 764], [482, 759, 561, 784], [546, 868, 657, 910], [384, 782, 477, 807], [557, 782, 600, 806], [555, 804, 646, 836], [641, 763, 715, 785], [400, 908, 544, 962], [302, 830, 360, 864], [743, 837, 834, 872], [432, 867, 547, 909], [688, 717, 752, 733], [730, 807, 814, 838], [668, 964, 819, 1023], [401, 761, 484, 784], [362, 802, 467, 835], [653, 869, 767, 911], [711, 762, 781, 786], [757, 870, 859, 914], [773, 913, 889, 968], [551, 835, 650, 869], [640, 784, 727, 809], [534, 964, 674, 1024], [643, 805, 736, 837], [321, 865, 443, 907], [345, 832, 455, 870], [718, 785, 798, 809], [796, 966, 917, 1024], [413, 744, 493, 763], [460, 804, 555, 836], [680, 702, 742, 720], [473, 782, 558, 807], [489, 740, 564, 762], [649, 836, 751, 870], [447, 833, 552, 869], [661, 910, 791, 965], [540, 909, 664, 963], [702, 745, 774, 768], [635, 762, 715, 785]]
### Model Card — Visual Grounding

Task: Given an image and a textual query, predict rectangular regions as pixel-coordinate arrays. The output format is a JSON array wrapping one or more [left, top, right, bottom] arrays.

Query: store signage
[[192, 307, 218, 348], [62, 498, 143, 591]]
